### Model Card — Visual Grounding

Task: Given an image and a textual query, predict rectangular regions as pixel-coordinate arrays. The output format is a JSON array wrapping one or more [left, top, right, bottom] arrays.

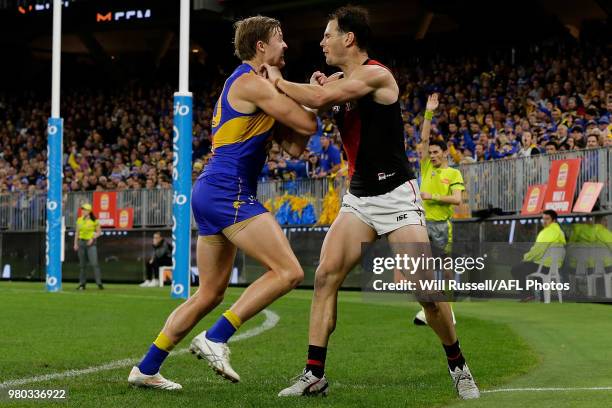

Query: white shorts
[[339, 179, 426, 235]]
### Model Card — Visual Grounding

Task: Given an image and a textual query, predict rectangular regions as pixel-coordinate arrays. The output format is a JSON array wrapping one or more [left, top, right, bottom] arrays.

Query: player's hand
[[259, 63, 283, 83], [324, 72, 343, 84], [420, 192, 433, 200], [310, 71, 327, 86], [87, 239, 94, 246], [426, 93, 439, 111], [73, 243, 78, 251]]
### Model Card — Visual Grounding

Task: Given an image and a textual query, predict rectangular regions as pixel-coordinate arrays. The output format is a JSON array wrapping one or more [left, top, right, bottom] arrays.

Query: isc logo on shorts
[[397, 213, 408, 221]]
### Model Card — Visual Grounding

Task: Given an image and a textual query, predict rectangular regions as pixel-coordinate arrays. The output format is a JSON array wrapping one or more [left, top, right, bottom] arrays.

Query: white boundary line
[[0, 309, 279, 388], [483, 386, 612, 393]]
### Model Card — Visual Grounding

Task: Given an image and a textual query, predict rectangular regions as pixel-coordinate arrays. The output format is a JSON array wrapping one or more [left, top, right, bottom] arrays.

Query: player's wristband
[[424, 110, 434, 121], [432, 193, 441, 201]]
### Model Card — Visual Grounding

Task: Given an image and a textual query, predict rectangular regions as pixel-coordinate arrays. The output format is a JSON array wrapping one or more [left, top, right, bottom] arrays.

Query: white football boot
[[278, 370, 329, 397], [189, 331, 240, 382], [413, 308, 456, 326], [449, 364, 480, 399], [127, 366, 182, 390], [139, 280, 151, 288]]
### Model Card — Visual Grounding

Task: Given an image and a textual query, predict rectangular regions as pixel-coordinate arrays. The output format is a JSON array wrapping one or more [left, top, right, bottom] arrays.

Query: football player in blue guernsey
[[128, 16, 317, 390]]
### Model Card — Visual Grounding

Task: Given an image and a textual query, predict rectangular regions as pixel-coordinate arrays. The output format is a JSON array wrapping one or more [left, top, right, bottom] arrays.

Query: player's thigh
[[389, 225, 447, 301], [227, 213, 301, 274], [388, 224, 430, 247], [317, 212, 377, 286], [195, 235, 237, 295], [387, 224, 431, 268]]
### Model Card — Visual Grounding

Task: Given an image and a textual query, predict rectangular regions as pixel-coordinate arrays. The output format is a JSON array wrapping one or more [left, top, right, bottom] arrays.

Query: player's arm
[[273, 123, 308, 158], [418, 93, 439, 160], [238, 74, 317, 136], [273, 64, 385, 109]]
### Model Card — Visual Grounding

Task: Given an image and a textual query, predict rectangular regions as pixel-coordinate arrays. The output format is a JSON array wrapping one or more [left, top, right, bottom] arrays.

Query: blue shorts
[[192, 173, 267, 236]]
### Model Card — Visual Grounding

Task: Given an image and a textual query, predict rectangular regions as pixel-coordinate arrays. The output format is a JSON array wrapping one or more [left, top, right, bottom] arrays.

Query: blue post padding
[[171, 94, 193, 299], [46, 117, 63, 292]]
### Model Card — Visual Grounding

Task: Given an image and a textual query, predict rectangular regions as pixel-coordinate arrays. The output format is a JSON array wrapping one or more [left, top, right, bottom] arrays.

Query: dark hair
[[543, 209, 558, 220], [587, 134, 599, 142], [233, 15, 281, 61], [429, 140, 447, 152], [329, 5, 372, 50], [545, 141, 557, 149]]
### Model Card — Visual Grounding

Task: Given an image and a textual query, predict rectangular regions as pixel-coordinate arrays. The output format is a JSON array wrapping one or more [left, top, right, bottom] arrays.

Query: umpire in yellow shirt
[[414, 94, 464, 325], [74, 203, 103, 290], [418, 94, 464, 257]]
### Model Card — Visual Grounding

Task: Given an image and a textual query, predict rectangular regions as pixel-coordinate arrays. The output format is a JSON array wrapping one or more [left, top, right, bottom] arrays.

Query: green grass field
[[0, 282, 611, 407]]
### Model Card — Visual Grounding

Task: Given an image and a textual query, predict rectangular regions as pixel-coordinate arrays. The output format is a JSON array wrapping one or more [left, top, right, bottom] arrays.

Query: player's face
[[264, 27, 287, 68], [320, 19, 345, 66], [542, 214, 553, 227]]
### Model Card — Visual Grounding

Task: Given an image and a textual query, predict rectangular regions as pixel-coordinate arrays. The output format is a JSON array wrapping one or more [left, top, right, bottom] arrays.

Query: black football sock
[[443, 340, 466, 371], [306, 345, 327, 378]]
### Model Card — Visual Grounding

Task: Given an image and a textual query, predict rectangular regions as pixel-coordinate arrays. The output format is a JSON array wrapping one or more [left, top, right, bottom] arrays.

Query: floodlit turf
[[0, 282, 611, 407]]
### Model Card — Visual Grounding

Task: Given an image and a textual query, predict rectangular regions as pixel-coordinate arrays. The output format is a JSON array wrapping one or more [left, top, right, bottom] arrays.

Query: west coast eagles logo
[[233, 195, 257, 209]]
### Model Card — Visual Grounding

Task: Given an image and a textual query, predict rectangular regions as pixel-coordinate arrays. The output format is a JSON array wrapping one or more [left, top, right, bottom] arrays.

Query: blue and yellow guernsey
[[192, 63, 274, 236], [204, 63, 275, 190]]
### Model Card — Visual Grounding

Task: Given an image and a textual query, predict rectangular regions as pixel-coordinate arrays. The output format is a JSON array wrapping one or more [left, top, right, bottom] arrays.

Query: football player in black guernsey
[[261, 5, 480, 400]]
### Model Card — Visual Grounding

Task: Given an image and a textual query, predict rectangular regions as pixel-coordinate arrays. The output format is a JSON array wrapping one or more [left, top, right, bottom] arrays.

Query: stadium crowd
[[0, 46, 610, 193]]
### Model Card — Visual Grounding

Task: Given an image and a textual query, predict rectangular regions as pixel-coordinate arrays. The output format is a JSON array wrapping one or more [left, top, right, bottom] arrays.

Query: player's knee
[[314, 262, 342, 291], [277, 264, 304, 289], [196, 286, 225, 307]]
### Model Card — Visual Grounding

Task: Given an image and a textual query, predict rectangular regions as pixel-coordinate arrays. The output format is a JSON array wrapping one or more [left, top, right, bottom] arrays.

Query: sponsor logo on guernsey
[[378, 172, 396, 181]]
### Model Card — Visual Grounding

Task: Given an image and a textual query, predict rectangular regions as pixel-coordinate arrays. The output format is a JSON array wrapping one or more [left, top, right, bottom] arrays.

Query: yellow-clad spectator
[[511, 210, 566, 299], [74, 203, 103, 290]]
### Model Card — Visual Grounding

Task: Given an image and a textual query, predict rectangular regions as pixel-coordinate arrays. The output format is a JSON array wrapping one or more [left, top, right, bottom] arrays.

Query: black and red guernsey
[[333, 59, 415, 197]]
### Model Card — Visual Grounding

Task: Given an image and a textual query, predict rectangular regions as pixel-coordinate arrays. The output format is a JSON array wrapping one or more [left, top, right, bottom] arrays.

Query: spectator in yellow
[[511, 210, 566, 299], [565, 214, 612, 274], [74, 203, 103, 290]]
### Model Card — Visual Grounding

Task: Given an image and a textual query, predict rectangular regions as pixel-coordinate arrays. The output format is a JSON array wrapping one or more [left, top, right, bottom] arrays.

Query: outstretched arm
[[261, 64, 386, 109], [418, 93, 439, 160], [237, 74, 317, 136]]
